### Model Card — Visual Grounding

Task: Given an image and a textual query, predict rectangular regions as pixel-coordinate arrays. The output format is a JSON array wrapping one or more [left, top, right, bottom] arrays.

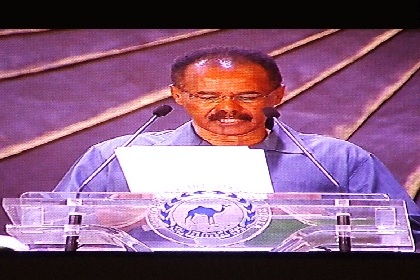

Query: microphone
[[76, 104, 173, 193], [262, 107, 344, 192], [64, 104, 172, 251]]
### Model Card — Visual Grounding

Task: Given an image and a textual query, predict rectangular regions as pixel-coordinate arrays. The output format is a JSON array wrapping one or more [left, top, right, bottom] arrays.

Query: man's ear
[[170, 84, 185, 105], [270, 84, 285, 107]]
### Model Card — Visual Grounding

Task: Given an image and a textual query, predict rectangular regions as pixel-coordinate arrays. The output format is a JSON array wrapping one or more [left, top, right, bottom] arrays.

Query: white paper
[[115, 146, 274, 193]]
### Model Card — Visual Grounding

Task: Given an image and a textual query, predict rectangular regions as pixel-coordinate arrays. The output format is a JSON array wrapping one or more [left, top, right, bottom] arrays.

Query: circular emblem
[[146, 191, 272, 247]]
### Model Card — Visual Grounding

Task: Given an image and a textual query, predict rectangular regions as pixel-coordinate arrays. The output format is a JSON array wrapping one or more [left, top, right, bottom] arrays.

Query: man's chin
[[211, 126, 251, 136], [195, 121, 252, 136]]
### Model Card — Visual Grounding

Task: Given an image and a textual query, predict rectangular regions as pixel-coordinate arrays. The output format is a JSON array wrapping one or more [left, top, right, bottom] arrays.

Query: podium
[[2, 191, 416, 252]]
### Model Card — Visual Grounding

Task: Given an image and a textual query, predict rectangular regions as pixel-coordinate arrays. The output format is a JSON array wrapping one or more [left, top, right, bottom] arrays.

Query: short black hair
[[171, 46, 283, 89]]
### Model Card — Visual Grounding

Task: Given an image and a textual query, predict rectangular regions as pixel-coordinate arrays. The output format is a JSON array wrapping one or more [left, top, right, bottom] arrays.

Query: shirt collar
[[165, 120, 306, 153], [159, 121, 209, 146], [251, 122, 305, 153]]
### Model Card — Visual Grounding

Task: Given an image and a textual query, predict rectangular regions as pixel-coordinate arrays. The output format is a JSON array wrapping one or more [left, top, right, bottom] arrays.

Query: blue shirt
[[54, 120, 419, 216], [53, 120, 420, 248]]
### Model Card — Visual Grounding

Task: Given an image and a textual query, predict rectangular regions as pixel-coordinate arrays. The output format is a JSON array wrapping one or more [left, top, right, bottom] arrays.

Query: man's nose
[[214, 95, 243, 110]]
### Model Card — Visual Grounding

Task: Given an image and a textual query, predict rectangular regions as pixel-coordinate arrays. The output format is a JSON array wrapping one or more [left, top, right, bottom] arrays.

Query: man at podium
[[52, 46, 420, 248]]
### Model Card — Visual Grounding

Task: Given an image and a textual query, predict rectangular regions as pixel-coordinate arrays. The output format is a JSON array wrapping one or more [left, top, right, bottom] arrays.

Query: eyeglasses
[[182, 90, 274, 104]]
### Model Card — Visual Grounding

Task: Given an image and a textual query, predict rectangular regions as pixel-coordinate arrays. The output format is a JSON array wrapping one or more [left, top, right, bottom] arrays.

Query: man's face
[[171, 59, 284, 137]]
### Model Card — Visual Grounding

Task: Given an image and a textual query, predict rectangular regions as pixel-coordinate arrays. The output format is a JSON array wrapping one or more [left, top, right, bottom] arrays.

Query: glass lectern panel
[[2, 191, 415, 252]]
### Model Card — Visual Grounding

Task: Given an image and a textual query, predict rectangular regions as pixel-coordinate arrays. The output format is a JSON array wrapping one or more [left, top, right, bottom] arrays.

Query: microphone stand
[[337, 213, 352, 252], [64, 104, 172, 251], [263, 107, 352, 252], [77, 104, 173, 195], [263, 107, 344, 192]]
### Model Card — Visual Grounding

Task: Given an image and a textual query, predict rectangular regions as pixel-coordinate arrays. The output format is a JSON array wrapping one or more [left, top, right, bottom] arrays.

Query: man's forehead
[[187, 58, 264, 74], [195, 58, 235, 69], [182, 60, 271, 91]]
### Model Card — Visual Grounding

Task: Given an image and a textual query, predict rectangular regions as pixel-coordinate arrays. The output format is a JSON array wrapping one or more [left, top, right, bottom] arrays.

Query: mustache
[[208, 110, 252, 121]]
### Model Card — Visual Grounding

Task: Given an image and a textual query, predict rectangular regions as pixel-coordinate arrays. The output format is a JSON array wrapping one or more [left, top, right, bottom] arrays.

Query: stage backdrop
[[0, 29, 419, 235]]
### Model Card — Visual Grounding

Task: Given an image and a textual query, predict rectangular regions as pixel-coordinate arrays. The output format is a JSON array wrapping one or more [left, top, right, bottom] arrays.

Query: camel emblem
[[146, 191, 272, 246], [185, 204, 229, 225]]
